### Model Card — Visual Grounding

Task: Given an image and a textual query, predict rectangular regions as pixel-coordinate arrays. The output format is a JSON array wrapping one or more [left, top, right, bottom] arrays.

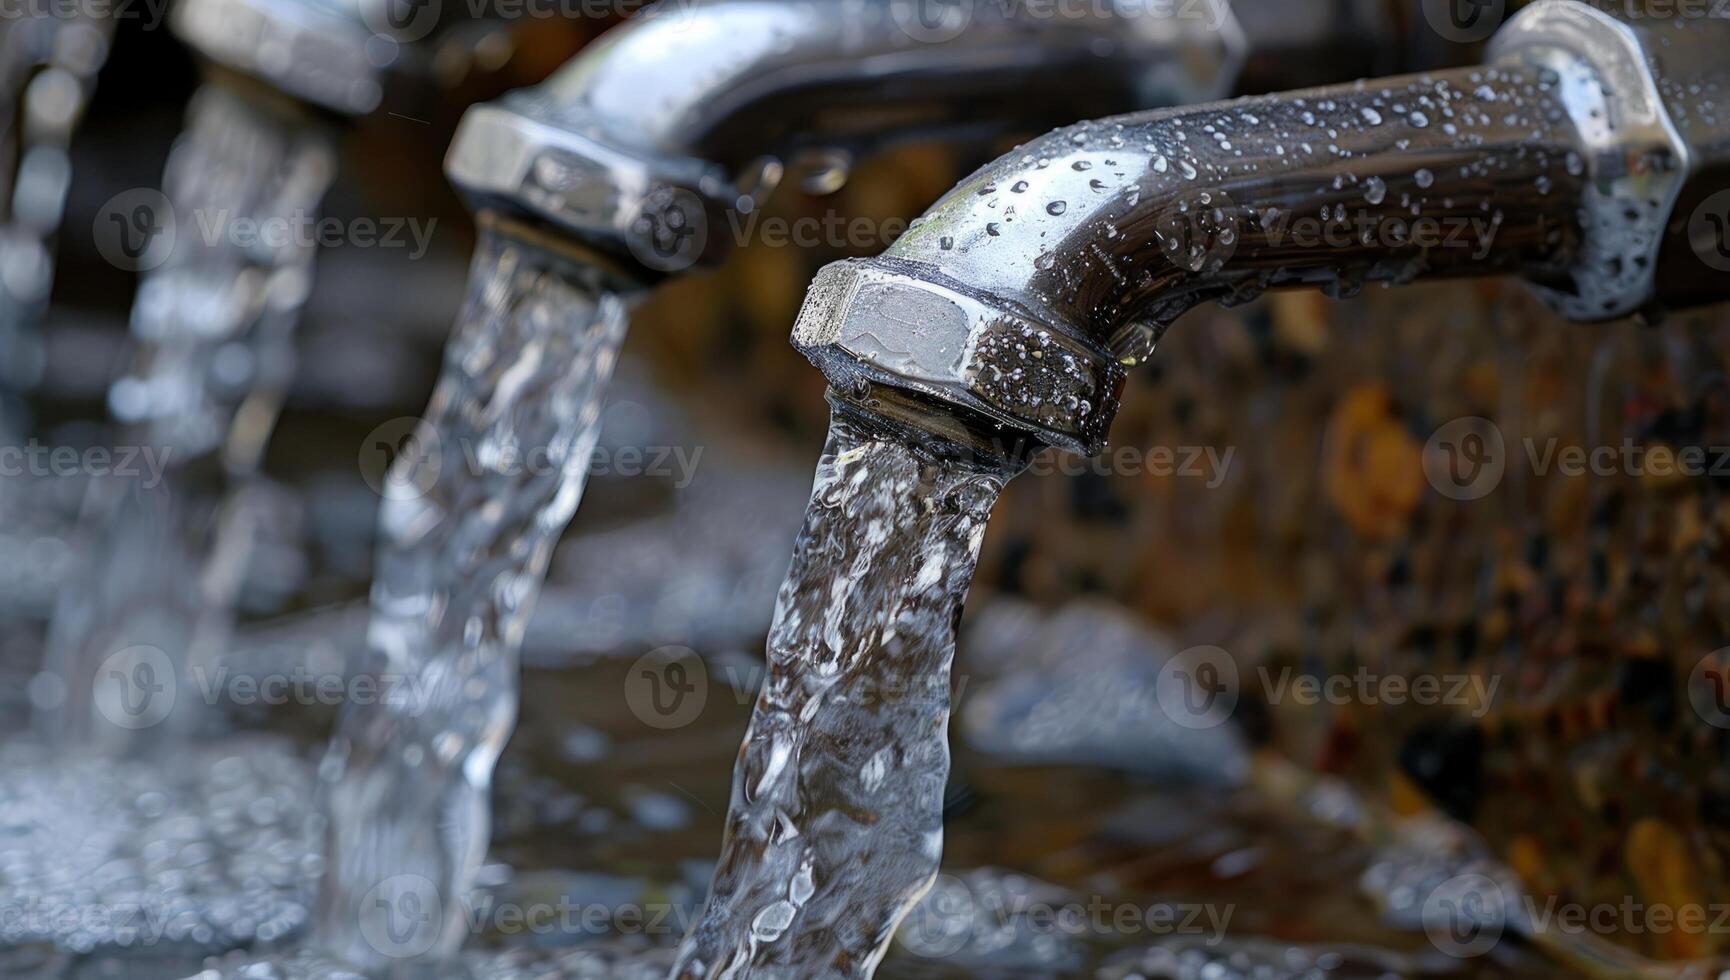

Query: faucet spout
[[793, 0, 1730, 456], [443, 0, 1409, 283]]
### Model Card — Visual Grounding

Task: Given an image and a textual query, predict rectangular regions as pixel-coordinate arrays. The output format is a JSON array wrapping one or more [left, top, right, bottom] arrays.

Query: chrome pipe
[[443, 0, 1406, 283], [791, 0, 1730, 457]]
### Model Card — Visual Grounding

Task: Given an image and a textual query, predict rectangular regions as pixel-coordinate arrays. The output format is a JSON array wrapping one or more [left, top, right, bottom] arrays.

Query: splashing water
[[673, 407, 1020, 978], [0, 738, 321, 956], [313, 227, 630, 970]]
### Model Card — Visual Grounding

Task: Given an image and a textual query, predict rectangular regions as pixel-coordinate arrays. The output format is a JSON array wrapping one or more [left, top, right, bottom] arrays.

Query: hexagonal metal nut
[[794, 258, 1124, 455]]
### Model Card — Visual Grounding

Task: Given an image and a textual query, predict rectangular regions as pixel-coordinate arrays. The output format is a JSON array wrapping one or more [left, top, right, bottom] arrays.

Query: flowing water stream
[[37, 82, 336, 748], [313, 226, 631, 970], [672, 405, 1021, 978]]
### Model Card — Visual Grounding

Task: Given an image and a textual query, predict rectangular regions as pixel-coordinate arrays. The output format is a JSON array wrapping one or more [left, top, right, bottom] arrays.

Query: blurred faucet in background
[[32, 0, 515, 751]]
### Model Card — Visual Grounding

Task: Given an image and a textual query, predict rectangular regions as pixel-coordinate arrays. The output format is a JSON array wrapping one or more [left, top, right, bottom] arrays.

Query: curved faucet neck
[[797, 63, 1588, 454], [794, 2, 1730, 456], [442, 0, 1395, 281]]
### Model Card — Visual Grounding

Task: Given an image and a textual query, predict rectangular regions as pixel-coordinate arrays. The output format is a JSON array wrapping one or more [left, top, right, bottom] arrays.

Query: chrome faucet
[[123, 0, 471, 462], [443, 0, 1411, 286], [791, 0, 1730, 460]]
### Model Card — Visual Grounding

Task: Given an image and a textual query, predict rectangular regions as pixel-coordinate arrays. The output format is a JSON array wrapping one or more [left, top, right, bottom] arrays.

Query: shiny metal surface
[[795, 63, 1587, 454], [1511, 1, 1730, 313], [792, 1, 1730, 456], [171, 0, 385, 115], [1487, 0, 1712, 320], [170, 0, 493, 115], [446, 0, 1400, 280]]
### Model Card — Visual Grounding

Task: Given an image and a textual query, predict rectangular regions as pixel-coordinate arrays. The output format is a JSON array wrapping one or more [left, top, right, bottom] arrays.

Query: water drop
[[1360, 107, 1383, 125], [1363, 176, 1386, 205], [1046, 201, 1067, 216], [752, 901, 798, 942], [1414, 168, 1434, 189]]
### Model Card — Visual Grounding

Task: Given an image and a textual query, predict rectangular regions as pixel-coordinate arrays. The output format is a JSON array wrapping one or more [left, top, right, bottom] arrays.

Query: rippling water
[[673, 406, 1020, 978]]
